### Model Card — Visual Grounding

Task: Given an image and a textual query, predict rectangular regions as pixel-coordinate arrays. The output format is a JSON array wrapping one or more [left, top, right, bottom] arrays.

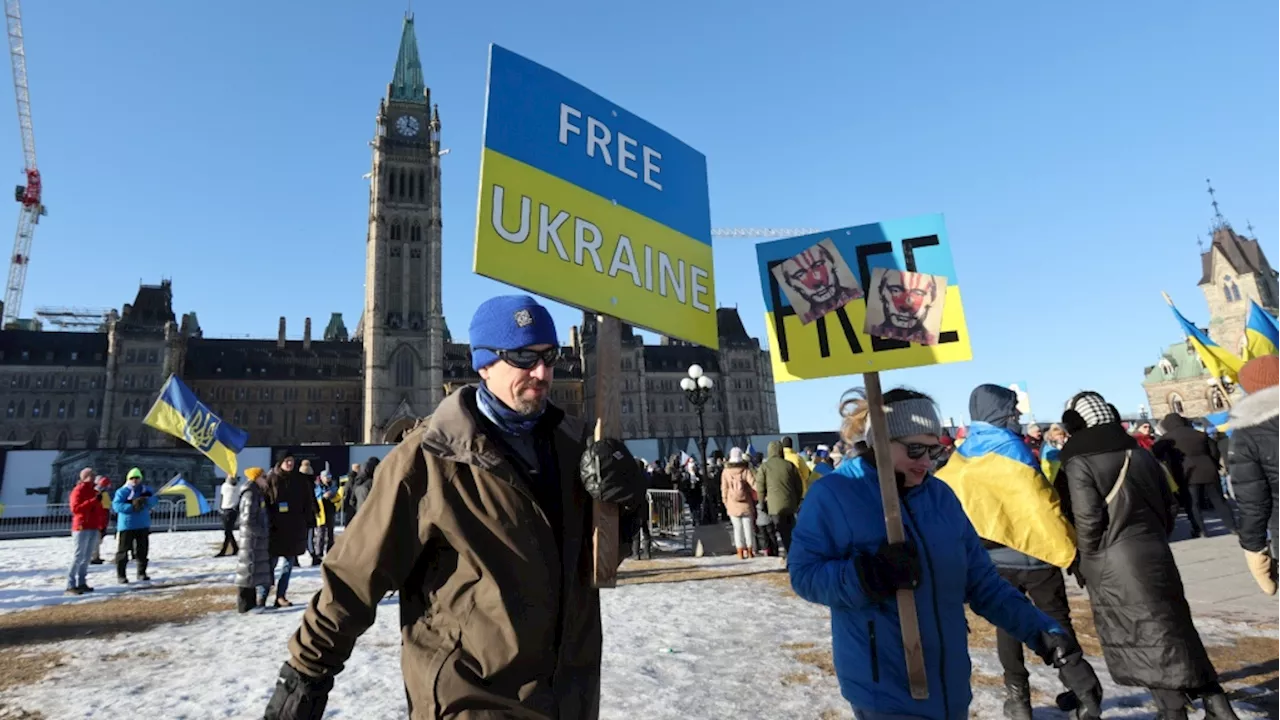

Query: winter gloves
[[264, 662, 331, 720], [1243, 549, 1278, 595], [854, 541, 921, 603], [580, 438, 648, 512], [1030, 629, 1104, 719]]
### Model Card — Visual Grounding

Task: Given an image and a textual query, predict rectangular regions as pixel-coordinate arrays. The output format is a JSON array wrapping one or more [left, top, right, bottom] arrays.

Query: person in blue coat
[[788, 387, 1082, 720], [112, 467, 161, 584]]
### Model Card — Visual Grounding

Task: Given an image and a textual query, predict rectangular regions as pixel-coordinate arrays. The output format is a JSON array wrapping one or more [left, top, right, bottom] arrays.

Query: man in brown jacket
[[264, 295, 646, 720]]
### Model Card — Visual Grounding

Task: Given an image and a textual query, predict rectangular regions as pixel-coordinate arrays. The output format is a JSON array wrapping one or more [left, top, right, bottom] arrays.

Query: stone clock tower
[[363, 14, 446, 443]]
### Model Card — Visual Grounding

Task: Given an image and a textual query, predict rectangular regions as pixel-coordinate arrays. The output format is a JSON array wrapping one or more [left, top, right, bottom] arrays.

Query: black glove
[[854, 541, 921, 603], [1030, 629, 1082, 668], [580, 438, 647, 512], [131, 497, 147, 510], [264, 662, 332, 720], [1066, 554, 1086, 588]]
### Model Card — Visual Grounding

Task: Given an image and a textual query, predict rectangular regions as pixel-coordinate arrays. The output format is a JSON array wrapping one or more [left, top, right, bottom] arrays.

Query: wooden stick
[[591, 314, 622, 589], [863, 371, 929, 700]]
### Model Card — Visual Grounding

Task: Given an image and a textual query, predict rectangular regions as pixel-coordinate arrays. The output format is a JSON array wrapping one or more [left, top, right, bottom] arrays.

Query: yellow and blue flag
[[158, 475, 211, 517], [1243, 300, 1279, 361], [1166, 296, 1243, 382], [144, 375, 248, 477]]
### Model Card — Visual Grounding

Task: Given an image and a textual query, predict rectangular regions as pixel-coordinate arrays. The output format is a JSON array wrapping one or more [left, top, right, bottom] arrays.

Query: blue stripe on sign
[[482, 44, 711, 245]]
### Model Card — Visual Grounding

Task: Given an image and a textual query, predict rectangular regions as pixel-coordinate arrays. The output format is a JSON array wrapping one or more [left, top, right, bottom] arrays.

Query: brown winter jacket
[[719, 463, 756, 517], [286, 386, 605, 719]]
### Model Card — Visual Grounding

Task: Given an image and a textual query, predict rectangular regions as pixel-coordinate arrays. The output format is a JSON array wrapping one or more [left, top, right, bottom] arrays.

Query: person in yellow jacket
[[937, 384, 1101, 720], [780, 436, 812, 495]]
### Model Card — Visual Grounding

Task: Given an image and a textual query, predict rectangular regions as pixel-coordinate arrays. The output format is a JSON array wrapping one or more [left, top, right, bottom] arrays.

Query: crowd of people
[[54, 291, 1276, 720]]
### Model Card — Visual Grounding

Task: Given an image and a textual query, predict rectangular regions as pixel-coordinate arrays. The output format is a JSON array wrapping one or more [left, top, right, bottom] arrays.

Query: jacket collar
[[1059, 422, 1136, 465], [1229, 386, 1280, 430], [418, 385, 573, 471]]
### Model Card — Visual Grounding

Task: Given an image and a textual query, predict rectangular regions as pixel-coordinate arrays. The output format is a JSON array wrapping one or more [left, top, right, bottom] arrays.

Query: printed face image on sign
[[864, 268, 948, 346], [770, 239, 863, 325]]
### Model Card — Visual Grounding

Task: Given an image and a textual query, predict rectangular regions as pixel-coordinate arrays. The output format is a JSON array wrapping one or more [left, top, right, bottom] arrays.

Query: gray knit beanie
[[864, 397, 943, 448]]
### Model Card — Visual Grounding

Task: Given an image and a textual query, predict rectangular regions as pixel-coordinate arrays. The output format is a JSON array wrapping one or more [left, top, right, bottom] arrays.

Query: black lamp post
[[680, 363, 715, 468]]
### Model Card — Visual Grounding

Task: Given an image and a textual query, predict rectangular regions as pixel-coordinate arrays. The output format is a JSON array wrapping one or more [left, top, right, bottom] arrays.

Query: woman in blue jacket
[[112, 467, 161, 583], [788, 388, 1080, 720]]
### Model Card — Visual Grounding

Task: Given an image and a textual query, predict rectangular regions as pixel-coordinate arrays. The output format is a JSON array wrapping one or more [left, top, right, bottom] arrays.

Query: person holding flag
[[112, 468, 160, 584]]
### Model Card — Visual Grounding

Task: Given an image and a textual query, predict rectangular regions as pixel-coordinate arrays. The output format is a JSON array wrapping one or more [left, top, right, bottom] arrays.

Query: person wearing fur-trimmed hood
[[1228, 355, 1279, 594]]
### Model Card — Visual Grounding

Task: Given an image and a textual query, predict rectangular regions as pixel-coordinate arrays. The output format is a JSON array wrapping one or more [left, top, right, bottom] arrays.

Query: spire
[[1206, 178, 1229, 230], [390, 14, 427, 105]]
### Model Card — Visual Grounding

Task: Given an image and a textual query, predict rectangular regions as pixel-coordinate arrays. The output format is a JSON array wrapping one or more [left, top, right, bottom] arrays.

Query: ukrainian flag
[[1244, 300, 1279, 360], [144, 375, 249, 477], [1165, 295, 1243, 383], [158, 475, 211, 517]]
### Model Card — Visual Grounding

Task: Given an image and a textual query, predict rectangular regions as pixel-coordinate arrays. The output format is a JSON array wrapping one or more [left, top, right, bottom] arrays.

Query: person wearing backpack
[[720, 447, 758, 559]]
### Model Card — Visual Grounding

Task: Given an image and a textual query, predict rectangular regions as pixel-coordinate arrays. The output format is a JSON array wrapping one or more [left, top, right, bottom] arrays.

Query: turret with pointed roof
[[389, 14, 427, 105]]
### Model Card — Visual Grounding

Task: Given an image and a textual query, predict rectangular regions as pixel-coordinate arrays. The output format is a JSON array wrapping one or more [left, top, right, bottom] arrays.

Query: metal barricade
[[0, 499, 222, 539], [645, 489, 691, 550]]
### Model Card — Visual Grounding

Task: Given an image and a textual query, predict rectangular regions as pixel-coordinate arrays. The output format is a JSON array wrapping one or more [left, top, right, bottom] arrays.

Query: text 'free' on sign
[[475, 45, 716, 349], [755, 213, 973, 381]]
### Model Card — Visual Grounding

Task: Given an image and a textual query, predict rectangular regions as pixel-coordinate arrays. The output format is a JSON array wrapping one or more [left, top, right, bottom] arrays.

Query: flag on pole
[[1164, 293, 1244, 383], [158, 475, 212, 517], [1243, 300, 1279, 360], [143, 375, 249, 476]]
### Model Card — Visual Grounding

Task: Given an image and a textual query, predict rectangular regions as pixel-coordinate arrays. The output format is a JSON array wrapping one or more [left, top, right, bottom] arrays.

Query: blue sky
[[8, 1, 1277, 430]]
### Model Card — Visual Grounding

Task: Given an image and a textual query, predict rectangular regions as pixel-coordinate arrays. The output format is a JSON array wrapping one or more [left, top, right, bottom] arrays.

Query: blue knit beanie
[[469, 295, 559, 371]]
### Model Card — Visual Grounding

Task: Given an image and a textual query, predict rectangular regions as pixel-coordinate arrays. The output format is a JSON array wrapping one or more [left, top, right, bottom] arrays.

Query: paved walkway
[[1168, 515, 1278, 623]]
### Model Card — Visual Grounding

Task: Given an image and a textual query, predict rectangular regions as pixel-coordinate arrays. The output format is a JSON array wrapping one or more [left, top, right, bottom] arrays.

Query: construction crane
[[34, 306, 111, 331], [711, 228, 818, 238], [2, 0, 45, 329]]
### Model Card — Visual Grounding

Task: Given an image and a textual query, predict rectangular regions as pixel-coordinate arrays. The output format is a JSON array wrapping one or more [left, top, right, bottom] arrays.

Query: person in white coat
[[217, 475, 241, 557]]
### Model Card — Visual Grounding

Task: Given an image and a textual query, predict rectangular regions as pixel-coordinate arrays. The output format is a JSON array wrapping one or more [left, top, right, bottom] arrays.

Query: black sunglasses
[[481, 347, 560, 370], [893, 440, 947, 461]]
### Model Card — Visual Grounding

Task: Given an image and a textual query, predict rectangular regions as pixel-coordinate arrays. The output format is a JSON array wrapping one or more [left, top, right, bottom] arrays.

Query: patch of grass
[[781, 641, 817, 651], [794, 648, 837, 677], [816, 709, 847, 720], [0, 587, 235, 649], [780, 671, 812, 686], [0, 649, 62, 719]]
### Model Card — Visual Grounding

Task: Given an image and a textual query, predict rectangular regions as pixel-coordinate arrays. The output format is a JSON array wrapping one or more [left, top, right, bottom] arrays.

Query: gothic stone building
[[0, 16, 779, 451], [1142, 223, 1278, 419]]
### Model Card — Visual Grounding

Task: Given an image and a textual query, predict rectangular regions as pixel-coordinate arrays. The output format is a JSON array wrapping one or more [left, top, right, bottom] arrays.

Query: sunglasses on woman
[[481, 347, 561, 370], [893, 440, 947, 461]]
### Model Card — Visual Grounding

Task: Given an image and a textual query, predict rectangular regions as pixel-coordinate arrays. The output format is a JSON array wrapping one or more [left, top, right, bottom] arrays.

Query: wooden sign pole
[[591, 313, 622, 589], [863, 371, 929, 700]]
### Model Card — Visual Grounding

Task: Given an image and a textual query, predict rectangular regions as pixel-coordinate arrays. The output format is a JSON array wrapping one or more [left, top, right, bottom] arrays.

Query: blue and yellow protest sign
[[143, 375, 249, 476], [756, 214, 972, 381], [475, 45, 716, 348]]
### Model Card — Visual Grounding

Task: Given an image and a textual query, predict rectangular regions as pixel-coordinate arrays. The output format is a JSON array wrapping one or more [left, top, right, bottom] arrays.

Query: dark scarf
[[476, 381, 544, 436], [1058, 422, 1138, 466]]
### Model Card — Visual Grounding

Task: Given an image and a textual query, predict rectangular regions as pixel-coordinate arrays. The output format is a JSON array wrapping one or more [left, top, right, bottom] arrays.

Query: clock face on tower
[[395, 114, 420, 137]]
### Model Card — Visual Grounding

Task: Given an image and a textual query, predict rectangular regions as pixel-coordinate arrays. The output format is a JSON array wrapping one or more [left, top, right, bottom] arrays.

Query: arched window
[[67, 401, 75, 419], [1168, 392, 1185, 415], [131, 399, 141, 417], [233, 409, 241, 425], [1209, 388, 1227, 410], [30, 431, 42, 449], [4, 401, 12, 418], [394, 347, 416, 387], [87, 400, 96, 419], [84, 430, 98, 449], [1223, 275, 1242, 302], [418, 170, 426, 202], [42, 401, 49, 418], [410, 223, 421, 243], [55, 431, 68, 450], [31, 402, 40, 418], [258, 409, 266, 425], [15, 400, 23, 418], [390, 222, 402, 242], [122, 400, 131, 417], [57, 401, 65, 419], [116, 429, 129, 448], [137, 427, 149, 448], [408, 170, 415, 199], [329, 409, 337, 424]]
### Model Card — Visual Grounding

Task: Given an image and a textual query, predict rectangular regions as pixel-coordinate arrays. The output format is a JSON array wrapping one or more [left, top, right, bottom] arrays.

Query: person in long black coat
[[264, 452, 314, 607], [1229, 356, 1279, 594], [1154, 412, 1237, 536], [1057, 392, 1238, 720], [235, 467, 273, 612]]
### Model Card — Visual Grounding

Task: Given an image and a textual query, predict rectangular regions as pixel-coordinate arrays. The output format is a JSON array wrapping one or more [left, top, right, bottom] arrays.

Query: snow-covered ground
[[0, 530, 1274, 719]]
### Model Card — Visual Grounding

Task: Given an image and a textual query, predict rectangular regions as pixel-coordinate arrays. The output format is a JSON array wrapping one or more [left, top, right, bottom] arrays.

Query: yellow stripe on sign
[[765, 285, 974, 381], [474, 148, 718, 349]]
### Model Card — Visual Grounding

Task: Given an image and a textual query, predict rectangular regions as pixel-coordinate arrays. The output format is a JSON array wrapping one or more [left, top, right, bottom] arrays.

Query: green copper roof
[[1142, 340, 1210, 384], [390, 15, 427, 105]]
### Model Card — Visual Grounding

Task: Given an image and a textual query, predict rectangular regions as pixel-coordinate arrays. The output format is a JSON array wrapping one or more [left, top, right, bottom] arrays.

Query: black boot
[[1202, 693, 1240, 720], [1002, 678, 1033, 720], [236, 587, 257, 614], [137, 561, 150, 582], [116, 561, 128, 584]]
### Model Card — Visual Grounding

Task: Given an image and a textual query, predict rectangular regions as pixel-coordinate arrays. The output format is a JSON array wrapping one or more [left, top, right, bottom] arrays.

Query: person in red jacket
[[67, 467, 106, 594], [90, 476, 113, 564]]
